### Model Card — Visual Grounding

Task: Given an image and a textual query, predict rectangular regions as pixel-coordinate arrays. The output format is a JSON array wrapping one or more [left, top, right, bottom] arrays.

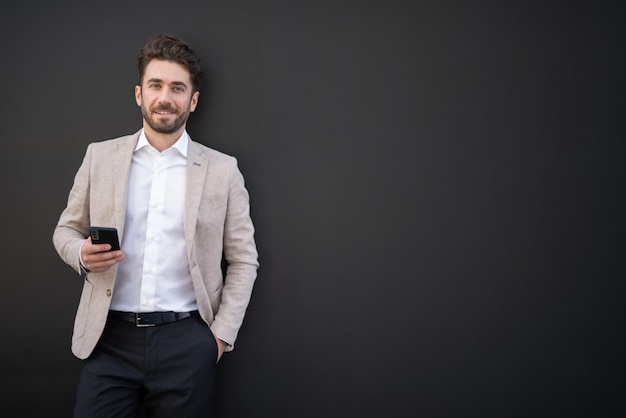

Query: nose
[[157, 87, 173, 103]]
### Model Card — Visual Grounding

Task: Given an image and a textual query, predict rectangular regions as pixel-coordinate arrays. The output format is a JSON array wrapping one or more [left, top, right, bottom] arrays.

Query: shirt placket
[[139, 150, 166, 312]]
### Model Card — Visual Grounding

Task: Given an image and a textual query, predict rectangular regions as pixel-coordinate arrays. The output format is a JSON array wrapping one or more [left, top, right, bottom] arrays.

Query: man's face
[[135, 59, 199, 135]]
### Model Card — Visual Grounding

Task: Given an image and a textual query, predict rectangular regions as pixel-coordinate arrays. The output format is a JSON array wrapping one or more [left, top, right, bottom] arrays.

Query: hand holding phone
[[89, 226, 120, 251], [82, 227, 124, 273]]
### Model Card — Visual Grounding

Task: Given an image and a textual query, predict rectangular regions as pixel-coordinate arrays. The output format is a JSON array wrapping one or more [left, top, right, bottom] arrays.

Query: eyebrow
[[146, 78, 189, 88]]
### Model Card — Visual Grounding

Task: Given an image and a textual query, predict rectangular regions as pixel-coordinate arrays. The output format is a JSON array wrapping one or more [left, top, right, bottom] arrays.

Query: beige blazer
[[53, 131, 259, 360]]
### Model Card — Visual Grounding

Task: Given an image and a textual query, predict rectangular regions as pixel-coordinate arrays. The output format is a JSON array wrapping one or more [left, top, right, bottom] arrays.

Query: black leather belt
[[108, 311, 197, 327]]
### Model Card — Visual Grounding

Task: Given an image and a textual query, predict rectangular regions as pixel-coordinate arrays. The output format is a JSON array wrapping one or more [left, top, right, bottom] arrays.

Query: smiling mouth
[[153, 106, 177, 115]]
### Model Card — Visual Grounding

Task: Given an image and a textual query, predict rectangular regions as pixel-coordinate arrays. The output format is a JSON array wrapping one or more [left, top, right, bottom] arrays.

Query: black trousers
[[74, 312, 218, 418]]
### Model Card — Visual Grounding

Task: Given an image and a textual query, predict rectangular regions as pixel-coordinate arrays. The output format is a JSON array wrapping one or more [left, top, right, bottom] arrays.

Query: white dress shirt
[[110, 129, 198, 313]]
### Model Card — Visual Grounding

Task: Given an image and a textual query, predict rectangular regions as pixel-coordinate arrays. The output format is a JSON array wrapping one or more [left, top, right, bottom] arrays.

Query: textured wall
[[0, 1, 624, 417]]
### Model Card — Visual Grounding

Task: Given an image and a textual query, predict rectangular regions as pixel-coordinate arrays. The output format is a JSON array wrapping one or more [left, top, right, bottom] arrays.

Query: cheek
[[137, 94, 154, 109]]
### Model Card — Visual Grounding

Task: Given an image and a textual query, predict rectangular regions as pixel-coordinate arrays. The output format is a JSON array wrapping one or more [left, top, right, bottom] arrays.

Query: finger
[[84, 251, 125, 270], [87, 243, 113, 254]]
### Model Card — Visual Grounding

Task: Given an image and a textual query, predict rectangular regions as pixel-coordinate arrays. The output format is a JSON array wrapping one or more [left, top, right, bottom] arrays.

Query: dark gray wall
[[1, 1, 624, 417]]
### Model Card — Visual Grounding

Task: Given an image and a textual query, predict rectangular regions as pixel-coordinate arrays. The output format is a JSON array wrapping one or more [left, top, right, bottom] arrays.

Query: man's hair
[[137, 34, 202, 92]]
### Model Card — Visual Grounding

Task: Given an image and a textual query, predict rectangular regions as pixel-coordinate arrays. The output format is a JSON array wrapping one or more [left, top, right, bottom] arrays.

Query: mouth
[[153, 108, 177, 116]]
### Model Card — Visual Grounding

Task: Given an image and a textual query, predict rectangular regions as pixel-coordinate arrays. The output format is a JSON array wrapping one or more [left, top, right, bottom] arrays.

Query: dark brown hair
[[137, 34, 202, 92]]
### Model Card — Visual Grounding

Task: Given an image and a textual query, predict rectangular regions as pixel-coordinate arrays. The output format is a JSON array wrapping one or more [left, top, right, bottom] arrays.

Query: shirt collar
[[135, 129, 189, 158]]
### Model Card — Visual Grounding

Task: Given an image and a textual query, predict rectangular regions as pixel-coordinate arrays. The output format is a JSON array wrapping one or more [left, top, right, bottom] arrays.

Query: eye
[[173, 86, 184, 92], [149, 83, 161, 89]]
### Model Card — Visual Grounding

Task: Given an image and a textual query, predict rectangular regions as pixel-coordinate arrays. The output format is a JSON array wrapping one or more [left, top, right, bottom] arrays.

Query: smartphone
[[89, 226, 120, 251]]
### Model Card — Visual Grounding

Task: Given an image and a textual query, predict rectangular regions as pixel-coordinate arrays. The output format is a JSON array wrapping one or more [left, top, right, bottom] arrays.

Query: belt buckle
[[135, 313, 156, 327]]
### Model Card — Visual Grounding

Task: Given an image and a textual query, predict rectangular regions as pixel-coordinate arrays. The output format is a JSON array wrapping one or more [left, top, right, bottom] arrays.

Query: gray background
[[1, 1, 624, 417]]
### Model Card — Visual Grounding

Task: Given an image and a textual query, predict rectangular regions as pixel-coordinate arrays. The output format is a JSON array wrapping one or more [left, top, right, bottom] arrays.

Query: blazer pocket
[[72, 278, 94, 338], [199, 194, 227, 215], [197, 198, 227, 232]]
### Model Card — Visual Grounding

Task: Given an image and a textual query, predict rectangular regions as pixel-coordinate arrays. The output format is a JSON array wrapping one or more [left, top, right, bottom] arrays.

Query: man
[[53, 34, 259, 417]]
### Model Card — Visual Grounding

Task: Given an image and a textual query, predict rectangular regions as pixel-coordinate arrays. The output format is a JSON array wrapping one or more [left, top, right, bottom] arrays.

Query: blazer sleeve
[[209, 159, 259, 349], [52, 144, 93, 274]]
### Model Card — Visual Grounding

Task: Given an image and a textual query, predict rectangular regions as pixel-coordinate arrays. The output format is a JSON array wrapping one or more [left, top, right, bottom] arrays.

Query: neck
[[143, 124, 185, 152]]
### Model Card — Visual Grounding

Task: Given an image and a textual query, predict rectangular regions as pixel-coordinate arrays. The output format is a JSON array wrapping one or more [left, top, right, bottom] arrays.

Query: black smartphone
[[89, 226, 120, 251]]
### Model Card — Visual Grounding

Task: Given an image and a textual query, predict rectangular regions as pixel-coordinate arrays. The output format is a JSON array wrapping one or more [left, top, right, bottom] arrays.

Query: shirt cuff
[[78, 240, 90, 273]]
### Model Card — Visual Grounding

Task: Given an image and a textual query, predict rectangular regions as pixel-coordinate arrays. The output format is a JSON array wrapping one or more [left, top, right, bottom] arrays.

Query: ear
[[135, 85, 142, 107], [189, 91, 200, 112]]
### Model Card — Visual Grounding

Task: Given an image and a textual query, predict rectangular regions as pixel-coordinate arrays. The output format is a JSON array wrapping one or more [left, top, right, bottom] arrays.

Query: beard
[[141, 102, 192, 135]]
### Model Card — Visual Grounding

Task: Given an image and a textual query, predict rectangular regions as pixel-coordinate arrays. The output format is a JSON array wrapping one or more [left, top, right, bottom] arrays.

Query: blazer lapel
[[113, 131, 140, 241], [184, 139, 209, 253]]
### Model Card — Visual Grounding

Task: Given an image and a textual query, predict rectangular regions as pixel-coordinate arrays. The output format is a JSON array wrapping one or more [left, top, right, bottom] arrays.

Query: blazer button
[[106, 289, 112, 297]]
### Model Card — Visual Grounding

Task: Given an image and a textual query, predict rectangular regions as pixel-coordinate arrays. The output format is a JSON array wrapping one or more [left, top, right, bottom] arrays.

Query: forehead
[[143, 59, 192, 85]]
